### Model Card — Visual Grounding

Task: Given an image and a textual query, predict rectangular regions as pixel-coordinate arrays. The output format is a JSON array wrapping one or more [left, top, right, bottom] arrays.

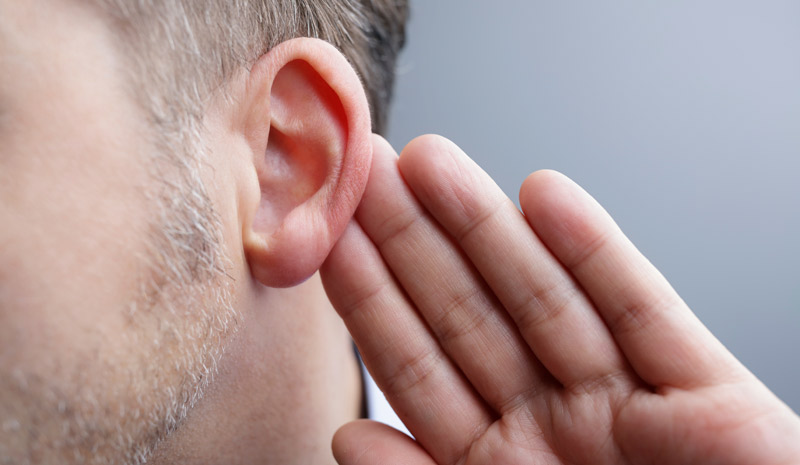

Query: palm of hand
[[469, 377, 794, 465], [322, 135, 800, 465]]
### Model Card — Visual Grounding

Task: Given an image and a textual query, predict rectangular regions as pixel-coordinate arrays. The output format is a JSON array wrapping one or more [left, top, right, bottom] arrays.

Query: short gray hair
[[94, 0, 409, 138]]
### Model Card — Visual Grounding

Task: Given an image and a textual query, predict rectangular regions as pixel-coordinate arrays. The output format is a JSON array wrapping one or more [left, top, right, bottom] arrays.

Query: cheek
[[0, 72, 157, 399], [0, 0, 156, 375], [0, 2, 242, 458]]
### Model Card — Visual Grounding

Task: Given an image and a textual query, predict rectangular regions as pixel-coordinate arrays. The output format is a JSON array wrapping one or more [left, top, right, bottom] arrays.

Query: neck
[[150, 273, 362, 464]]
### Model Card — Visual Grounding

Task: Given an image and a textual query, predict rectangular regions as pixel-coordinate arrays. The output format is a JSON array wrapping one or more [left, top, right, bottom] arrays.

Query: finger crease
[[566, 226, 614, 272], [453, 198, 504, 244], [373, 209, 422, 249], [564, 369, 632, 396], [341, 279, 393, 319], [381, 346, 443, 397], [433, 287, 494, 346], [513, 280, 580, 335], [497, 383, 547, 416], [606, 287, 677, 340]]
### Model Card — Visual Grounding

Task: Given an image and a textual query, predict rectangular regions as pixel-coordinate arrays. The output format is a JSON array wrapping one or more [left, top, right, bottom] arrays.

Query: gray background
[[386, 1, 800, 411]]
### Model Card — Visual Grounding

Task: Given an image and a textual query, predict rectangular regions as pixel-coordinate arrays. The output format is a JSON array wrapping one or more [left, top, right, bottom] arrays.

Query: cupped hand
[[321, 135, 800, 465]]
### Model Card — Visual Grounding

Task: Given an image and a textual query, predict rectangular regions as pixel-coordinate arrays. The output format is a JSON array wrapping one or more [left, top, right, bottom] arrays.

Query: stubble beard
[[0, 140, 240, 465], [120, 148, 241, 464]]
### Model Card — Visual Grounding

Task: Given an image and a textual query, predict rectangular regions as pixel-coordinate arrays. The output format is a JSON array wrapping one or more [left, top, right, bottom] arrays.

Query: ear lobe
[[243, 38, 372, 288]]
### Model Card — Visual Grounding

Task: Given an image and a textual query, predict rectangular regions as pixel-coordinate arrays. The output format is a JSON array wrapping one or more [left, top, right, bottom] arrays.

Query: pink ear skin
[[241, 38, 372, 288]]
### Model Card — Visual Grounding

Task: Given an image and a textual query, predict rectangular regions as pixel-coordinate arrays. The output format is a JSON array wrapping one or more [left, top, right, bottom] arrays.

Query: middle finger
[[357, 135, 553, 413]]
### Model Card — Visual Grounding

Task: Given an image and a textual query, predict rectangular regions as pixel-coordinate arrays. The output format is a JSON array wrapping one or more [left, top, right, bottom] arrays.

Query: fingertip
[[331, 420, 367, 465], [401, 133, 454, 156], [522, 168, 569, 188], [366, 134, 399, 184], [370, 133, 397, 159], [519, 169, 578, 212], [332, 420, 433, 465], [398, 134, 460, 171], [397, 134, 499, 222], [520, 168, 598, 229], [520, 169, 619, 277]]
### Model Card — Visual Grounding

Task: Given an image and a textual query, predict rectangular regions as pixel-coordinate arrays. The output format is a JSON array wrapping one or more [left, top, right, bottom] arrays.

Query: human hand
[[321, 135, 800, 465]]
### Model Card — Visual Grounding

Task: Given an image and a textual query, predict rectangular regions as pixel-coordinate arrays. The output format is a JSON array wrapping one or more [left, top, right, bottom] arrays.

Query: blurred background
[[386, 1, 800, 411]]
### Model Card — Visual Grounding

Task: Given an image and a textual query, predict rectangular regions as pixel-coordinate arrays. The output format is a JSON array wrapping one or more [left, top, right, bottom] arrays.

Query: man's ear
[[241, 38, 372, 288]]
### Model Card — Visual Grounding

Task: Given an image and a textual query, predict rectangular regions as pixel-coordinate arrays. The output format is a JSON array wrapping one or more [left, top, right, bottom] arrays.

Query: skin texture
[[322, 135, 800, 465], [0, 1, 367, 463], [3, 0, 799, 463]]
